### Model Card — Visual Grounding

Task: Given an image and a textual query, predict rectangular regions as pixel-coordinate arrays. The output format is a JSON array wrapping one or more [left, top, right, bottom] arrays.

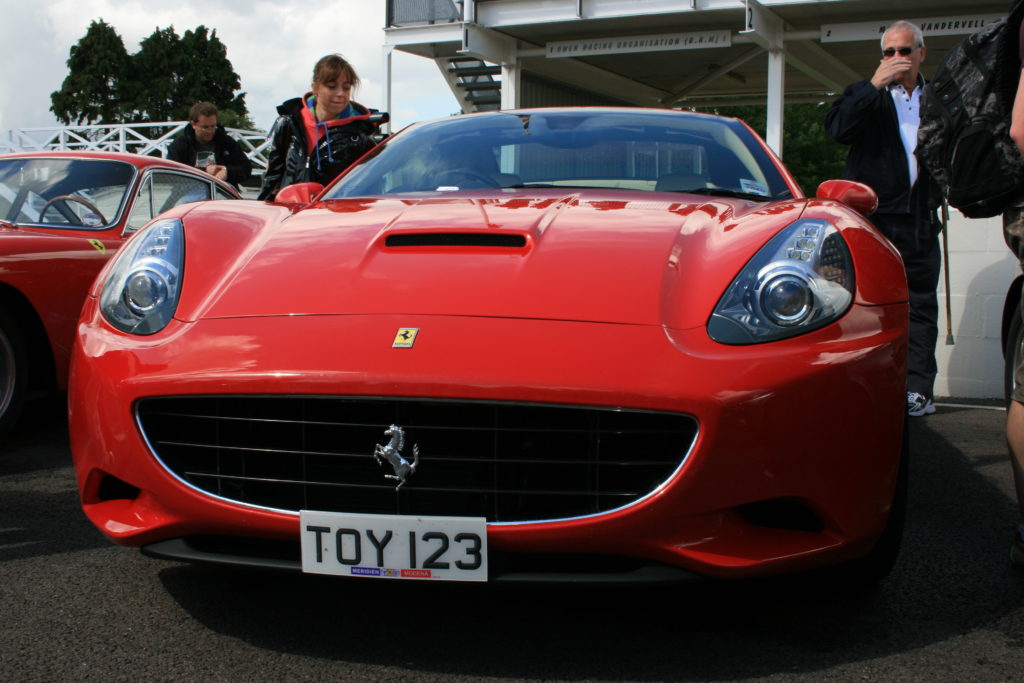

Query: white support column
[[741, 0, 785, 157], [382, 45, 394, 134], [765, 46, 785, 157], [501, 61, 521, 109]]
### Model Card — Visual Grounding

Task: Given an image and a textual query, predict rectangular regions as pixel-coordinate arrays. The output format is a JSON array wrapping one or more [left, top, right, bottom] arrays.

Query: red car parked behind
[[0, 151, 240, 436]]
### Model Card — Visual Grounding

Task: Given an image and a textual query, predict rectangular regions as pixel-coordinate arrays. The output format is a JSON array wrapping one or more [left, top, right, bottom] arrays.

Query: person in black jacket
[[166, 102, 252, 189], [826, 20, 943, 418], [258, 54, 382, 201]]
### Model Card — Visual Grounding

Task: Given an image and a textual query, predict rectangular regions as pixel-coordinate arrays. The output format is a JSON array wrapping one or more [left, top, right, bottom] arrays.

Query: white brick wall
[[934, 211, 1021, 399]]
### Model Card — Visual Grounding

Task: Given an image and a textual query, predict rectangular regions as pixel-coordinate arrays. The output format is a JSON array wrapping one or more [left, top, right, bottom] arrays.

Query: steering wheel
[[39, 194, 108, 226], [434, 169, 499, 189]]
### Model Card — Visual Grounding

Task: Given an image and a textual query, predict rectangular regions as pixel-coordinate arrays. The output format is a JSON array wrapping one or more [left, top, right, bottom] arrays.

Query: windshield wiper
[[684, 188, 771, 201], [505, 183, 604, 190]]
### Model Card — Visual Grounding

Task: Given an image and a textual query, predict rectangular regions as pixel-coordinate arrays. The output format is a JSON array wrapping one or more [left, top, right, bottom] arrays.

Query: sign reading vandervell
[[546, 30, 730, 58], [821, 14, 1001, 43]]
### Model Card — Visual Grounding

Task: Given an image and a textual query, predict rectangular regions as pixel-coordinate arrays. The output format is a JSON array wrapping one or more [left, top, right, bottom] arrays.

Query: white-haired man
[[826, 20, 943, 418]]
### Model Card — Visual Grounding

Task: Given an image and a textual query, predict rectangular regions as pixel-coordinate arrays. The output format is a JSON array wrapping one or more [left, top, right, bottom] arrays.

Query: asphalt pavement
[[1, 394, 1023, 681]]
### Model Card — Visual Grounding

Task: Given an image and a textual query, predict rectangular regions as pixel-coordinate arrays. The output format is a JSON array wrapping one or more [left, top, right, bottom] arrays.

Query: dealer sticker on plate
[[300, 510, 488, 581]]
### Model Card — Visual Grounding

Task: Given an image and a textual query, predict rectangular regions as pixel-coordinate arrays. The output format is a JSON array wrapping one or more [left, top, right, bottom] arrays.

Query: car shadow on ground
[[1, 394, 71, 475], [0, 486, 107, 562], [0, 393, 110, 561], [153, 405, 1024, 680]]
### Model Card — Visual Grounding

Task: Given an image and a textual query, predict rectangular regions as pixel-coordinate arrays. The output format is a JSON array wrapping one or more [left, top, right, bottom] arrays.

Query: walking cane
[[941, 200, 955, 345]]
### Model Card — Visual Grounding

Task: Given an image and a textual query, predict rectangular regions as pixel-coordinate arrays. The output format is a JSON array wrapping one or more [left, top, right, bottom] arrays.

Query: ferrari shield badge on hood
[[392, 328, 418, 348]]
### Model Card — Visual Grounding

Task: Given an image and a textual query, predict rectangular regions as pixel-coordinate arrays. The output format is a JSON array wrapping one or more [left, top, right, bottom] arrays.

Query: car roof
[[0, 150, 241, 196], [1, 149, 189, 168]]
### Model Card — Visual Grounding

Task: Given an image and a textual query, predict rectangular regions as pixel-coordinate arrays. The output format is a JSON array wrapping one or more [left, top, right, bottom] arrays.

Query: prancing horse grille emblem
[[373, 424, 419, 490]]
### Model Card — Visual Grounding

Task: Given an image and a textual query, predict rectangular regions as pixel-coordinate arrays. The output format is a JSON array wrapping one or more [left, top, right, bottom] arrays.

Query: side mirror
[[273, 182, 324, 206], [816, 179, 878, 217]]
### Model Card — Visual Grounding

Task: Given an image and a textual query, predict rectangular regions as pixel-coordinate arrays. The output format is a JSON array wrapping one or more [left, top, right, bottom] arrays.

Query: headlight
[[707, 219, 854, 344], [99, 218, 183, 335]]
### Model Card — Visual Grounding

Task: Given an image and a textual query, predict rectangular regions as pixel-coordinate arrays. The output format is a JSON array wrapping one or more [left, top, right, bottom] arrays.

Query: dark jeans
[[870, 212, 941, 399]]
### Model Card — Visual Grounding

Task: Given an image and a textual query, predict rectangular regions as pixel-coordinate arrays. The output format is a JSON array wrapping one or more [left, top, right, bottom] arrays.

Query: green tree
[[215, 107, 256, 131], [128, 26, 184, 123], [50, 19, 131, 125], [51, 21, 252, 129], [702, 102, 847, 196], [177, 26, 251, 127]]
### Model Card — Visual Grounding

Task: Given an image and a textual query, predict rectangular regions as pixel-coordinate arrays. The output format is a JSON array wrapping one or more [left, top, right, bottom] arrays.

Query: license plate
[[300, 510, 488, 581]]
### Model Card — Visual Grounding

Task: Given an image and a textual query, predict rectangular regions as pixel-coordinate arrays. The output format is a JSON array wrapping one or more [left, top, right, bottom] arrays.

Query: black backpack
[[917, 2, 1024, 218]]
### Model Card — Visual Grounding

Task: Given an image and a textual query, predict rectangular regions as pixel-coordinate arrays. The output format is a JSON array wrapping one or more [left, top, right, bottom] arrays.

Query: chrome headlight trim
[[707, 219, 855, 344], [99, 218, 184, 335]]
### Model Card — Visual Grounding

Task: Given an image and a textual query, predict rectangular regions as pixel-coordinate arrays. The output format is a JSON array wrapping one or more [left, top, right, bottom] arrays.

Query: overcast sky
[[0, 0, 460, 134]]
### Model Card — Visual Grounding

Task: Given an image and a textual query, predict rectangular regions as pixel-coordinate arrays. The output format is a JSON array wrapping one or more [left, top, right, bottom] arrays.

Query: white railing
[[0, 122, 270, 176]]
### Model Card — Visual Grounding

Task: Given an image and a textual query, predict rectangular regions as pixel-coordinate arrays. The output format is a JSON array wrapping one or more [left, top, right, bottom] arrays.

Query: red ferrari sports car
[[69, 108, 907, 583], [0, 151, 239, 436]]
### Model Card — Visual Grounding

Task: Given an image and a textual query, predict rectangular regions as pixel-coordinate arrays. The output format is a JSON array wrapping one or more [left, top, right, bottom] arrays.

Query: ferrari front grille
[[136, 396, 696, 523]]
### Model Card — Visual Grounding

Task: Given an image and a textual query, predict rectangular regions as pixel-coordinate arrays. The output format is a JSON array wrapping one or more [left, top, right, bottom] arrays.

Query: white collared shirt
[[890, 82, 921, 187]]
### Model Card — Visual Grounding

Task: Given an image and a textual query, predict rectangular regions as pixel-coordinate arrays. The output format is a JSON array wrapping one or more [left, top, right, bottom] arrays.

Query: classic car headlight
[[707, 219, 854, 344], [99, 218, 183, 335]]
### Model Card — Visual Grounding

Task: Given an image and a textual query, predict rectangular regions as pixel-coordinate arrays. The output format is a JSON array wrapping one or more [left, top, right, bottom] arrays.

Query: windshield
[[327, 109, 793, 201], [0, 157, 135, 228]]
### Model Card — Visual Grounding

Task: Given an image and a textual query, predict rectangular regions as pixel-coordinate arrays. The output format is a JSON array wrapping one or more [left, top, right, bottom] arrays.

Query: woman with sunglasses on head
[[258, 54, 384, 201], [825, 20, 944, 420]]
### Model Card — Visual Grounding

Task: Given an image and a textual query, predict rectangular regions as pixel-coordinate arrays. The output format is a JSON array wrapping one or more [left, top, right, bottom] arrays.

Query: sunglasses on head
[[882, 47, 915, 57]]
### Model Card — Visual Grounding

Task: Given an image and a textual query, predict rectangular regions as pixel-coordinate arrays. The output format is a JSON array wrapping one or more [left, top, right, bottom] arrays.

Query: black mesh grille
[[136, 396, 696, 523]]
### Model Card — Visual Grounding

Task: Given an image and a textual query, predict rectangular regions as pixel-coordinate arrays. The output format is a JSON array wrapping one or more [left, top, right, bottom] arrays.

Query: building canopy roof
[[386, 0, 1010, 108]]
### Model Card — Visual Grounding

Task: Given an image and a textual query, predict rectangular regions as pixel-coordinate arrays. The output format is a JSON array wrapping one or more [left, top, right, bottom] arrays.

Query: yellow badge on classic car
[[88, 239, 106, 253], [392, 328, 419, 348]]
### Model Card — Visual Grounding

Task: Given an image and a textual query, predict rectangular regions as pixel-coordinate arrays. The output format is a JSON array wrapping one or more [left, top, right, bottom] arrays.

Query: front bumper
[[70, 299, 907, 579]]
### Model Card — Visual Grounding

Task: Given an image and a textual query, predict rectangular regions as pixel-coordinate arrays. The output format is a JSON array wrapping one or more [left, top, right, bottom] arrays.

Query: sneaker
[[906, 392, 936, 417], [1013, 525, 1024, 568]]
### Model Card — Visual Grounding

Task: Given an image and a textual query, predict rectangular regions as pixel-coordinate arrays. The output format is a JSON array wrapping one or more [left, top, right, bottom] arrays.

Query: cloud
[[0, 0, 458, 135], [0, 4, 65, 133]]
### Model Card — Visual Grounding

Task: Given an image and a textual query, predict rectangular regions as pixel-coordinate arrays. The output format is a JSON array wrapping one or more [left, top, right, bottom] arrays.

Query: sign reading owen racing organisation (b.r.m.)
[[546, 30, 730, 59]]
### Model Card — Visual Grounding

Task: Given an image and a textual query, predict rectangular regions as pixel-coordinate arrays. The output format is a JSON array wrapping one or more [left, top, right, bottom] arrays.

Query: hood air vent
[[385, 233, 527, 248]]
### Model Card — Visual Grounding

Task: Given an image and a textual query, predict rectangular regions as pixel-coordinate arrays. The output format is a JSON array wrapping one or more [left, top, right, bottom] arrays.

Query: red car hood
[[182, 192, 804, 329]]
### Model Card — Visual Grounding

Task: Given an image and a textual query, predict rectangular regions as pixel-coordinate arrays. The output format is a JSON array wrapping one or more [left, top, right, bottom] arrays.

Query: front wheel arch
[[835, 412, 908, 583], [0, 304, 29, 437], [0, 284, 58, 394]]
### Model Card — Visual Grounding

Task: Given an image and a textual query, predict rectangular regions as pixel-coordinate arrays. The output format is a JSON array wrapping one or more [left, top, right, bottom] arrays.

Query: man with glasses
[[826, 20, 943, 418], [167, 101, 252, 190]]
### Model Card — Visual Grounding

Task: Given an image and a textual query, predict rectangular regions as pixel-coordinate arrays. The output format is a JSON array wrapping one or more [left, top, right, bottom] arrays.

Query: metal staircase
[[440, 56, 502, 113]]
